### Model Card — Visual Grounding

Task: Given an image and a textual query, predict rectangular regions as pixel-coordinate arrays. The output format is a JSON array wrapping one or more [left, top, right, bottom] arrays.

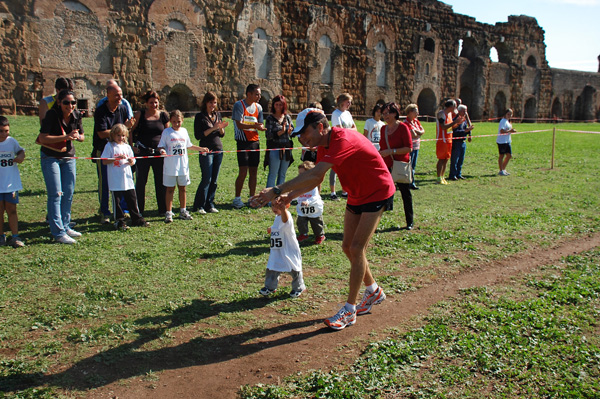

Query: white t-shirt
[[497, 118, 512, 144], [101, 142, 135, 191], [296, 187, 324, 218], [364, 118, 385, 150], [267, 211, 302, 273], [331, 109, 355, 129], [159, 127, 193, 176], [0, 137, 24, 193]]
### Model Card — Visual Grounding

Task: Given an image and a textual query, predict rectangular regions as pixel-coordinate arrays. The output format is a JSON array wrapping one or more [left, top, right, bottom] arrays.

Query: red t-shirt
[[317, 127, 395, 206], [379, 123, 413, 168]]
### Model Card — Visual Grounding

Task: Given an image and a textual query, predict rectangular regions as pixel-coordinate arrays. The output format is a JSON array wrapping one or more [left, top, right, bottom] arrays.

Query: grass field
[[1, 116, 599, 398]]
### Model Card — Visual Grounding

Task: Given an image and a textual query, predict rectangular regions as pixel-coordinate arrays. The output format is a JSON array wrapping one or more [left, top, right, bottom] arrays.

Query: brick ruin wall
[[0, 0, 598, 120]]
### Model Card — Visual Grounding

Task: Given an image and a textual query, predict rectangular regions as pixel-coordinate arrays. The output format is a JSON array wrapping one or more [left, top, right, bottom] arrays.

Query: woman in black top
[[38, 89, 85, 244], [192, 92, 228, 214], [264, 95, 294, 188], [130, 90, 169, 214]]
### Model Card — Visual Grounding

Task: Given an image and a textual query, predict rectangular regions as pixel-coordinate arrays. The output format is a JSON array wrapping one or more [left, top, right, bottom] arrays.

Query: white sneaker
[[197, 208, 207, 215], [164, 212, 173, 223], [179, 210, 193, 220], [55, 235, 76, 244], [66, 229, 82, 238], [232, 197, 245, 209], [208, 208, 219, 213]]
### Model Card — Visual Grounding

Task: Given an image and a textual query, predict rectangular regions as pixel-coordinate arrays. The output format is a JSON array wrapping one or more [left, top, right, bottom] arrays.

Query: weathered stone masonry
[[0, 0, 598, 120]]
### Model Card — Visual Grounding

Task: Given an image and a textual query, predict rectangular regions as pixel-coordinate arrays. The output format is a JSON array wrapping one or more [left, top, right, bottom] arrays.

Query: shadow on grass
[[0, 296, 327, 393]]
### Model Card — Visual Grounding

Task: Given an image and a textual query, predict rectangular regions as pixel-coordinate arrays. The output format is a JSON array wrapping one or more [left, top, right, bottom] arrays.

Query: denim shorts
[[0, 191, 19, 204]]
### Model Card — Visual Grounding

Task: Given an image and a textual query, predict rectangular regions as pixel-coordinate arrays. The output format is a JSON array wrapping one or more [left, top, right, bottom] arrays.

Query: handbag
[[36, 119, 67, 153], [384, 125, 412, 184]]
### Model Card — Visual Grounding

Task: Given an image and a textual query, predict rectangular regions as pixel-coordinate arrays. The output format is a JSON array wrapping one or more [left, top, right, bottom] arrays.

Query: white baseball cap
[[291, 108, 326, 137]]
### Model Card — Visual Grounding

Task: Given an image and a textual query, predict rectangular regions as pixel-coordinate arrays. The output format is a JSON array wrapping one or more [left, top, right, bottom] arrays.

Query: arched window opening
[[253, 28, 270, 79], [526, 55, 537, 68], [375, 41, 386, 87], [490, 47, 499, 63], [319, 35, 333, 84], [424, 38, 435, 53], [168, 20, 186, 31], [64, 1, 91, 13]]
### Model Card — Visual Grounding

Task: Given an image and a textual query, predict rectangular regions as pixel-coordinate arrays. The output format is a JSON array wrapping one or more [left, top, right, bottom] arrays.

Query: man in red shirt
[[251, 108, 395, 331]]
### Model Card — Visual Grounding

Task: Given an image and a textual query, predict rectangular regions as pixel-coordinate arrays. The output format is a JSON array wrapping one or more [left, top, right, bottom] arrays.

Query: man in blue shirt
[[448, 105, 474, 180]]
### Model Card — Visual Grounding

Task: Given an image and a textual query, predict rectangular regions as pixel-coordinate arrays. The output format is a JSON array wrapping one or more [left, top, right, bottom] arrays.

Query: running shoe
[[208, 208, 219, 213], [314, 235, 326, 245], [289, 288, 305, 298], [330, 192, 339, 201], [297, 234, 309, 243], [232, 197, 245, 209], [66, 229, 82, 238], [179, 210, 193, 220], [259, 287, 275, 296], [55, 234, 76, 245], [356, 287, 386, 315], [164, 212, 173, 223], [324, 305, 356, 330], [8, 236, 25, 248]]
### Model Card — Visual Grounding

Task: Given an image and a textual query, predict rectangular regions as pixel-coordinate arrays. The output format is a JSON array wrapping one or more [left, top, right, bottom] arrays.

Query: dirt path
[[82, 233, 600, 399]]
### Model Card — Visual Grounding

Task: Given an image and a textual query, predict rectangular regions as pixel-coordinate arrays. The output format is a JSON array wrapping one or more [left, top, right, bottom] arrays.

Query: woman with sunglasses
[[38, 89, 85, 244]]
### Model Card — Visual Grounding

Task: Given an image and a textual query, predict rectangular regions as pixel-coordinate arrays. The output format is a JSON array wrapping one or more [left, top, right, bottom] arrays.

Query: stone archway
[[165, 84, 196, 112], [417, 88, 437, 117], [551, 98, 562, 119], [494, 91, 507, 119], [523, 97, 537, 122], [459, 86, 473, 110]]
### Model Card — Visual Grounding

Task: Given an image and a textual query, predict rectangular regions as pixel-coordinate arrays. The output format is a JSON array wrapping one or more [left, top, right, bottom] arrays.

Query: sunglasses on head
[[62, 100, 77, 105]]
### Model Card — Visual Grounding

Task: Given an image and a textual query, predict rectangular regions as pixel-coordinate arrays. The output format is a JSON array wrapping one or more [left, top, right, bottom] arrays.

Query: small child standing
[[0, 116, 25, 247], [158, 110, 208, 223], [260, 201, 306, 298], [295, 161, 325, 244], [101, 124, 149, 230]]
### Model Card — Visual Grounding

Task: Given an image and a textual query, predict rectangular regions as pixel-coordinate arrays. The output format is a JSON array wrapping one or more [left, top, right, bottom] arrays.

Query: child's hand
[[127, 158, 135, 165], [301, 201, 309, 207], [159, 149, 167, 156], [267, 227, 271, 234]]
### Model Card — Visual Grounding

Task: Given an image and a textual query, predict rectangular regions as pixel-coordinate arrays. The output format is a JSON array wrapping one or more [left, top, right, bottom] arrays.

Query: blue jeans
[[410, 149, 419, 185], [41, 153, 76, 238], [266, 150, 290, 188], [449, 140, 467, 179], [194, 152, 223, 210]]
